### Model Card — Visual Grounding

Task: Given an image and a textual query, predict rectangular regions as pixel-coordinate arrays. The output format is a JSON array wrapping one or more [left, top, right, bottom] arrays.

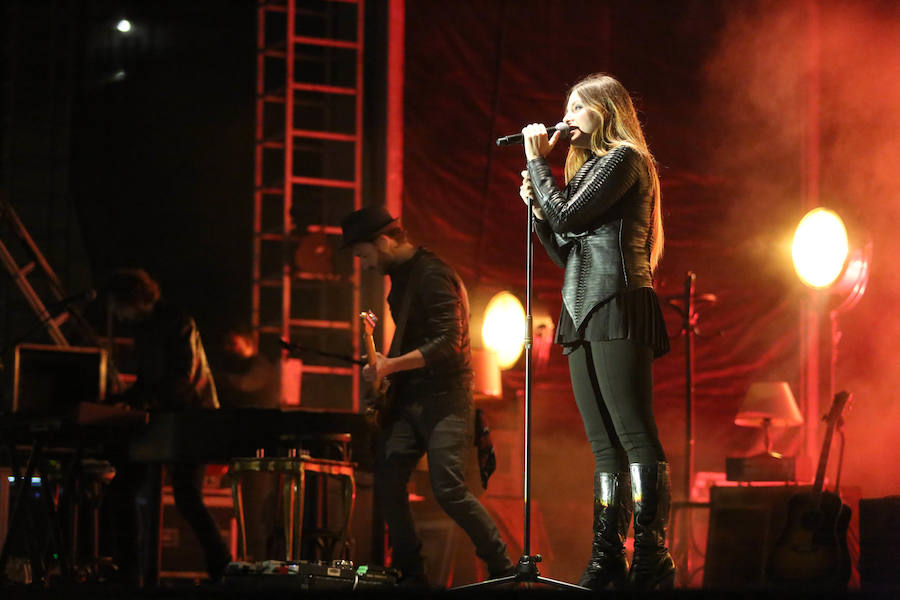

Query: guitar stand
[[449, 198, 588, 592]]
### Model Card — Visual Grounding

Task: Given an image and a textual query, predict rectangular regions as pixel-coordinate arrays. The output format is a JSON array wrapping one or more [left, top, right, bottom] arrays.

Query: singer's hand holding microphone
[[495, 122, 569, 149], [522, 123, 563, 161], [495, 121, 567, 159], [496, 121, 566, 219]]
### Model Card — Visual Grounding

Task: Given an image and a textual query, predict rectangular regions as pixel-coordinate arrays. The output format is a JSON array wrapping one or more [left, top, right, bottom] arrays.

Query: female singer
[[519, 73, 674, 590]]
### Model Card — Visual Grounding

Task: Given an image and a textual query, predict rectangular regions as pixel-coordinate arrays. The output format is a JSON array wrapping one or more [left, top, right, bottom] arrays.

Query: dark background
[[2, 0, 258, 355], [3, 0, 899, 586]]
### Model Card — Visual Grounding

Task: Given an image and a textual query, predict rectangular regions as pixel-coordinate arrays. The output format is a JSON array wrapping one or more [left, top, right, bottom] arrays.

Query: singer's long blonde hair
[[564, 73, 663, 272]]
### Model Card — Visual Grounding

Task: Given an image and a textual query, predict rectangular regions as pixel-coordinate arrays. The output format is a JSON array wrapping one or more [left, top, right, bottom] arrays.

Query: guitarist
[[340, 206, 514, 587]]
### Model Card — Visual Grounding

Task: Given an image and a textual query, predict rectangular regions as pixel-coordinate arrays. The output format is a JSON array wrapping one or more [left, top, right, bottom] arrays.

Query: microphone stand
[[452, 187, 587, 591], [279, 338, 366, 366]]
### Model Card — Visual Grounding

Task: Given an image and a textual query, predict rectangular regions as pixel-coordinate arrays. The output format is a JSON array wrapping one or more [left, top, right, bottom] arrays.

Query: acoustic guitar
[[767, 390, 853, 586], [360, 310, 393, 428]]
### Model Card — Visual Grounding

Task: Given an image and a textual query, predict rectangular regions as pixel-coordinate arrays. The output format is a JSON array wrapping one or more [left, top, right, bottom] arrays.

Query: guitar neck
[[363, 334, 377, 366], [812, 423, 835, 495], [812, 391, 850, 497], [363, 333, 382, 389]]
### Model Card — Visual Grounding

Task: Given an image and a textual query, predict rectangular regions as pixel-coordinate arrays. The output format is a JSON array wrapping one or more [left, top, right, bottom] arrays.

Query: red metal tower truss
[[252, 0, 364, 411]]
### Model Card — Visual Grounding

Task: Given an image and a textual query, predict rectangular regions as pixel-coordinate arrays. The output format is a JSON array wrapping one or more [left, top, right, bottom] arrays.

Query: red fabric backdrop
[[398, 0, 900, 584], [402, 0, 802, 479]]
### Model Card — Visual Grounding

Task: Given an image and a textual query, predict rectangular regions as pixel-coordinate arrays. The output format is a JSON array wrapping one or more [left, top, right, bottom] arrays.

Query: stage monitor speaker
[[703, 485, 809, 588], [859, 495, 900, 588]]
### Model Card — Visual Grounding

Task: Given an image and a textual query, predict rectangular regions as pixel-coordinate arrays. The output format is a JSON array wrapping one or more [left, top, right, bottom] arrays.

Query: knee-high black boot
[[577, 471, 631, 589], [627, 462, 675, 589]]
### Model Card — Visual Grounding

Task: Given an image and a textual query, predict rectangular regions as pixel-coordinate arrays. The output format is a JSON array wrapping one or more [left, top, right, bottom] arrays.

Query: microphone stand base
[[449, 554, 589, 591]]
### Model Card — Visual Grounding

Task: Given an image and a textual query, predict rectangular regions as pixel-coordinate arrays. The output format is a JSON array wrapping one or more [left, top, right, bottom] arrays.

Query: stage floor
[[0, 581, 896, 600]]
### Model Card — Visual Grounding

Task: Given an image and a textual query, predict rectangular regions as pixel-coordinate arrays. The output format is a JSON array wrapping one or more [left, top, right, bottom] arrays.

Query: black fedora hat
[[340, 206, 398, 249]]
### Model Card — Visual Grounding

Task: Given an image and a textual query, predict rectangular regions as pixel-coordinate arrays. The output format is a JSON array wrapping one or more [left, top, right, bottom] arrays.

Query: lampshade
[[734, 382, 803, 428], [471, 347, 502, 400]]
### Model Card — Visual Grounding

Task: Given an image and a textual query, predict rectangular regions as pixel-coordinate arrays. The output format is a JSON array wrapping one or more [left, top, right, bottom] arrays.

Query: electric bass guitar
[[767, 390, 853, 586], [360, 310, 393, 428]]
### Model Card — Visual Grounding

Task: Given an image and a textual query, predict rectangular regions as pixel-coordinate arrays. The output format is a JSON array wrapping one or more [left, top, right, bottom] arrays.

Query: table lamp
[[734, 381, 804, 458], [726, 382, 804, 482]]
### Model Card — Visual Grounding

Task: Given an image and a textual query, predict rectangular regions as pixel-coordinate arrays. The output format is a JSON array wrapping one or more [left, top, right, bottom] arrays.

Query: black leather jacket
[[386, 248, 473, 401], [527, 145, 654, 331], [122, 301, 219, 410]]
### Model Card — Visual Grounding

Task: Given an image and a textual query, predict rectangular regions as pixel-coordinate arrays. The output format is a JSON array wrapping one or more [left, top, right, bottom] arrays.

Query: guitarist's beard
[[381, 248, 414, 273], [361, 246, 395, 274]]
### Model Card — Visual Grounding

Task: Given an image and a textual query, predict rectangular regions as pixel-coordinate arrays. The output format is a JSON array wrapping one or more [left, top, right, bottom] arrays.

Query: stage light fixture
[[792, 207, 870, 481], [792, 208, 849, 289], [828, 244, 870, 314], [116, 19, 132, 33], [481, 291, 525, 370]]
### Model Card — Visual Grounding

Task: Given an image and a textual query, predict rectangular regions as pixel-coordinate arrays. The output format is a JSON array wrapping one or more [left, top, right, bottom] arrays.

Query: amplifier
[[224, 560, 399, 592], [725, 454, 795, 482], [703, 485, 807, 587]]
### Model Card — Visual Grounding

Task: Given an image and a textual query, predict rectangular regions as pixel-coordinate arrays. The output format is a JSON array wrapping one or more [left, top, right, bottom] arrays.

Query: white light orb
[[481, 291, 526, 370], [792, 208, 849, 289]]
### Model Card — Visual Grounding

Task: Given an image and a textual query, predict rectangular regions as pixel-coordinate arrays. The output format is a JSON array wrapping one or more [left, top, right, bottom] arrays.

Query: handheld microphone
[[496, 122, 569, 147]]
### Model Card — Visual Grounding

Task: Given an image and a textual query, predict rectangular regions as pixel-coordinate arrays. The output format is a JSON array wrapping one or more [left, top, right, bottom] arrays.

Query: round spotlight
[[116, 19, 133, 33], [792, 208, 849, 289], [481, 291, 526, 370]]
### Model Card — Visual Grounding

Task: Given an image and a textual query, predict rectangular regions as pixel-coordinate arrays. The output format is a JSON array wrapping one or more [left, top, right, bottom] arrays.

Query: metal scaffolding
[[252, 0, 364, 411]]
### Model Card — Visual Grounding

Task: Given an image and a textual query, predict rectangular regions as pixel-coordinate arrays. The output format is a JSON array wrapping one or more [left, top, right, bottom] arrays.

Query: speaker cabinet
[[859, 496, 900, 587], [703, 485, 811, 588]]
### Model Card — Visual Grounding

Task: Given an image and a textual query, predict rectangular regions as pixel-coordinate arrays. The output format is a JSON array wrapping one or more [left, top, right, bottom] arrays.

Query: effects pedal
[[224, 559, 399, 591]]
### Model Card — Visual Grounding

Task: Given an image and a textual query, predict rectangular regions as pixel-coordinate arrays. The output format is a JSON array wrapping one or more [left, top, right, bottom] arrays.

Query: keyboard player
[[103, 268, 230, 586]]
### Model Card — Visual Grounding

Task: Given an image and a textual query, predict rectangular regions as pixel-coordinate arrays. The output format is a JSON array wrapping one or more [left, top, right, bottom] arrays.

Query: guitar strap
[[387, 254, 427, 358]]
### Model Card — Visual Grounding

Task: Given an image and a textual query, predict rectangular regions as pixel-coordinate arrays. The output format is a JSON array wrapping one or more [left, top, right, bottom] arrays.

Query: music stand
[[452, 193, 587, 591]]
